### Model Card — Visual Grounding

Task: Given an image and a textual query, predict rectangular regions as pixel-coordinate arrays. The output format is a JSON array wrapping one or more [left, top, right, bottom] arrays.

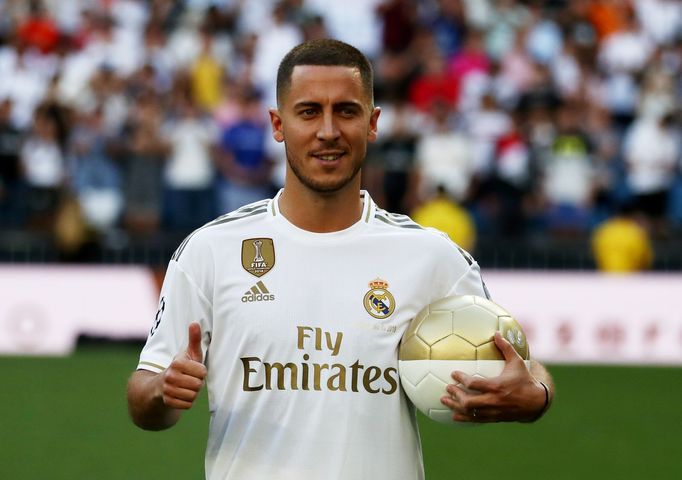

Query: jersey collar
[[269, 189, 376, 235]]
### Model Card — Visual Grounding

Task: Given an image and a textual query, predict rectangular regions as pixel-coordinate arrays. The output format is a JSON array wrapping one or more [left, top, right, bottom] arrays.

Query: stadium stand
[[0, 0, 680, 270]]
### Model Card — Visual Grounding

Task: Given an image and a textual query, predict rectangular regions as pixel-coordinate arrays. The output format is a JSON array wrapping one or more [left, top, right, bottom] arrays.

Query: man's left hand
[[439, 332, 546, 423]]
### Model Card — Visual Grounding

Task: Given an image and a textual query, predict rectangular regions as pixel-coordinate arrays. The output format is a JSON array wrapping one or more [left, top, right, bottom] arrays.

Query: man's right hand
[[159, 322, 207, 409]]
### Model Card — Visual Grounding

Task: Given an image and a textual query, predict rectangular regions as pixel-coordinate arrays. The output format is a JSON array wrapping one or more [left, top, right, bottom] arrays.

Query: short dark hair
[[276, 39, 374, 107]]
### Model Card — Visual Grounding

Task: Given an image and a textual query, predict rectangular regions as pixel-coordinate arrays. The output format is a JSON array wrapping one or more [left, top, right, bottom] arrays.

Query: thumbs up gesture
[[160, 322, 207, 409]]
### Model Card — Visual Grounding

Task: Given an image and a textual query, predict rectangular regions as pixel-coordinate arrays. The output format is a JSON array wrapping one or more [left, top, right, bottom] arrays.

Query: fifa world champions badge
[[242, 238, 275, 277], [363, 278, 396, 319]]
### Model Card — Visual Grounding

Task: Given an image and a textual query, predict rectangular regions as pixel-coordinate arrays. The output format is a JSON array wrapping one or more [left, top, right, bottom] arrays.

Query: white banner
[[0, 266, 158, 355], [1, 267, 681, 363], [484, 272, 682, 365]]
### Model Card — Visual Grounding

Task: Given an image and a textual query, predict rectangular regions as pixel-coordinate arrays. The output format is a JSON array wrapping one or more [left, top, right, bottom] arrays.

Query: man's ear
[[367, 107, 381, 142], [269, 108, 284, 143]]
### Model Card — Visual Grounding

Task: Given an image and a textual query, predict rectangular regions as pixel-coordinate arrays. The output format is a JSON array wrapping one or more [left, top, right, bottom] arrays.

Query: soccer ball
[[398, 294, 530, 425]]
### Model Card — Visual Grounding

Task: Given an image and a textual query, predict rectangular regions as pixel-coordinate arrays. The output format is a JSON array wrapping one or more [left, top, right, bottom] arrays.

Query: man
[[127, 39, 554, 480]]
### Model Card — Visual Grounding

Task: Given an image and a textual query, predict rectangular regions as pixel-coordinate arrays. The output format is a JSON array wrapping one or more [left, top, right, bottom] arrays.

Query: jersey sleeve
[[445, 253, 491, 299], [137, 257, 212, 373], [428, 229, 490, 300]]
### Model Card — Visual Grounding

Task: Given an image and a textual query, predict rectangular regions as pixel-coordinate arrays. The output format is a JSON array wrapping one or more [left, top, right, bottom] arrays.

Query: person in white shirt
[[127, 39, 554, 480]]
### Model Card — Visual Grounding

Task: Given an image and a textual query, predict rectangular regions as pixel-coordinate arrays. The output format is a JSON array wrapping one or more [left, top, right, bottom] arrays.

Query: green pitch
[[1, 345, 680, 479]]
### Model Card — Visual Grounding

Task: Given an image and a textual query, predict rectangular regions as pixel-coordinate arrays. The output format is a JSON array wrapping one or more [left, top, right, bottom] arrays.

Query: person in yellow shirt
[[591, 204, 653, 273], [412, 186, 476, 252], [191, 34, 223, 112]]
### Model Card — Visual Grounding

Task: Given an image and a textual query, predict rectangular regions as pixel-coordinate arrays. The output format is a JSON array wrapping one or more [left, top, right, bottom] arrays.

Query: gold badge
[[242, 238, 275, 277], [363, 278, 396, 319]]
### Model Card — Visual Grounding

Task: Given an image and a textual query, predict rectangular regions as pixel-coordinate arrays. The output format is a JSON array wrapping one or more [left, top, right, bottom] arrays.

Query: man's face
[[270, 65, 380, 194]]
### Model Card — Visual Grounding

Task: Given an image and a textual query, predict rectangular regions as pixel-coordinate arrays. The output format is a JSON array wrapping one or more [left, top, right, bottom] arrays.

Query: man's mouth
[[311, 151, 346, 162]]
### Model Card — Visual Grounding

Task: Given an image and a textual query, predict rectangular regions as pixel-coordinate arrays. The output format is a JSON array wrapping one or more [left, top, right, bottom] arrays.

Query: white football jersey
[[138, 190, 488, 480]]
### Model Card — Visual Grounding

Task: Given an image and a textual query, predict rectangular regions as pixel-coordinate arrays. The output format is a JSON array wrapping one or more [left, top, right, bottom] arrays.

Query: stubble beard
[[285, 144, 363, 194]]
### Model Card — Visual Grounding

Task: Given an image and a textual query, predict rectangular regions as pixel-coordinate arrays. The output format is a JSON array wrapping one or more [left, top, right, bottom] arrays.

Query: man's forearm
[[127, 370, 182, 431]]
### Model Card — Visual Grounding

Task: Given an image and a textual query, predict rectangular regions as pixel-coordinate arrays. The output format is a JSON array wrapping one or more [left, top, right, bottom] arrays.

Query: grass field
[[2, 344, 680, 479]]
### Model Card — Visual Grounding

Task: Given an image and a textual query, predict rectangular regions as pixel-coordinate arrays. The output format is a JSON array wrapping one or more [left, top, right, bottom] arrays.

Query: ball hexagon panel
[[415, 310, 453, 346], [430, 334, 477, 360], [475, 339, 504, 361], [398, 359, 431, 386], [413, 372, 448, 410], [450, 304, 499, 346], [399, 333, 431, 361]]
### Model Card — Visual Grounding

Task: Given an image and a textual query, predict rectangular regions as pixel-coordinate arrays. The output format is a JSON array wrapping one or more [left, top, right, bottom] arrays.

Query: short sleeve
[[444, 245, 491, 299], [137, 260, 212, 372]]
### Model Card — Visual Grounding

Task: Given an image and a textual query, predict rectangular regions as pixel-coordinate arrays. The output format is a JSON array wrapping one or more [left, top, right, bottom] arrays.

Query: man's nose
[[316, 111, 340, 142]]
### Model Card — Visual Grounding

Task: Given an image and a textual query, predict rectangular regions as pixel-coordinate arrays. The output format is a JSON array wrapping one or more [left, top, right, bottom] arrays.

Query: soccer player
[[127, 39, 554, 480]]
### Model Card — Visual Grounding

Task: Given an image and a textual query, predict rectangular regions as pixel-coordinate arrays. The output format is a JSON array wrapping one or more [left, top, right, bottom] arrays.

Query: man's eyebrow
[[293, 101, 322, 109], [293, 100, 364, 109], [333, 101, 363, 109]]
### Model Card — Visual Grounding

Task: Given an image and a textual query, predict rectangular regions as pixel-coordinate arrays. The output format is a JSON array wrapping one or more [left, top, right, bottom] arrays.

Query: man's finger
[[451, 371, 490, 392], [187, 322, 203, 363], [494, 331, 523, 364]]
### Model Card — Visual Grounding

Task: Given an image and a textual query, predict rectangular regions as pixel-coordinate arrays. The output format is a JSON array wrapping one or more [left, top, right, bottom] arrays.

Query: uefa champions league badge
[[363, 278, 396, 319]]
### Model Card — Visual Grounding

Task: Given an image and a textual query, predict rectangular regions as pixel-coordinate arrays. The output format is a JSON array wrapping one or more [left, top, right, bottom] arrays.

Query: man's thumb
[[494, 331, 521, 363], [187, 322, 203, 362]]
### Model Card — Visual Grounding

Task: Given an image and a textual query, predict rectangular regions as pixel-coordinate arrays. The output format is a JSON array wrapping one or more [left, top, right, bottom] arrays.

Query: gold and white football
[[398, 294, 530, 425]]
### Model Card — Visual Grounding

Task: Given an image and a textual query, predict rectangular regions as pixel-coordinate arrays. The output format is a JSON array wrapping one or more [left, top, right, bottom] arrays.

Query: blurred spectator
[[120, 96, 167, 234], [20, 105, 64, 229], [215, 87, 272, 214], [483, 0, 530, 61], [633, 0, 682, 46], [0, 98, 24, 227], [449, 28, 490, 112], [622, 111, 680, 235], [412, 185, 476, 252], [307, 0, 382, 58], [637, 48, 677, 120], [376, 0, 417, 54], [69, 107, 123, 233], [252, 2, 302, 107], [587, 0, 628, 41], [591, 202, 653, 273], [472, 110, 532, 237], [465, 91, 511, 174], [161, 94, 218, 232], [495, 27, 537, 107], [424, 0, 467, 58], [540, 101, 596, 233], [0, 44, 50, 129], [366, 97, 423, 214], [17, 0, 60, 54], [190, 32, 223, 112], [598, 10, 652, 129], [121, 96, 168, 233], [524, 4, 562, 65], [409, 47, 459, 113], [584, 105, 621, 223], [415, 101, 474, 203]]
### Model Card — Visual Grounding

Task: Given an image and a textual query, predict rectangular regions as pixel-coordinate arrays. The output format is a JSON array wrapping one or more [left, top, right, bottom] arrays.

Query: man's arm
[[127, 369, 182, 431], [127, 323, 207, 431], [440, 332, 554, 423]]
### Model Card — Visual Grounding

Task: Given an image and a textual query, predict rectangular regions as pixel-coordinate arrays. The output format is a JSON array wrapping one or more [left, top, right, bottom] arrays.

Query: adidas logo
[[241, 281, 275, 303]]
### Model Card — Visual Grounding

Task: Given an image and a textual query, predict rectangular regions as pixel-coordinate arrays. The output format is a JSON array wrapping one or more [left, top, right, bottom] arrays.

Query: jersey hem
[[137, 360, 167, 373]]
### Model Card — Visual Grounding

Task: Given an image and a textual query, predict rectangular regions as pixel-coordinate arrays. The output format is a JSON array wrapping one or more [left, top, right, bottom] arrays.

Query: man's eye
[[300, 109, 317, 117], [340, 108, 357, 117]]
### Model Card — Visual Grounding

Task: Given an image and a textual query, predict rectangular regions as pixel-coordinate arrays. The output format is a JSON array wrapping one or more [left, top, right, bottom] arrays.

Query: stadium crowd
[[0, 0, 680, 268]]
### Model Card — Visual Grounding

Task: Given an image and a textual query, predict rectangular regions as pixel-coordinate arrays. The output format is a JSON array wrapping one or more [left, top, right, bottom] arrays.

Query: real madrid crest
[[242, 238, 275, 277], [363, 278, 396, 319]]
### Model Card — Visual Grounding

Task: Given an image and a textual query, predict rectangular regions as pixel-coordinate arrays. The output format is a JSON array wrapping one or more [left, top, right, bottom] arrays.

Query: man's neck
[[278, 181, 364, 233]]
